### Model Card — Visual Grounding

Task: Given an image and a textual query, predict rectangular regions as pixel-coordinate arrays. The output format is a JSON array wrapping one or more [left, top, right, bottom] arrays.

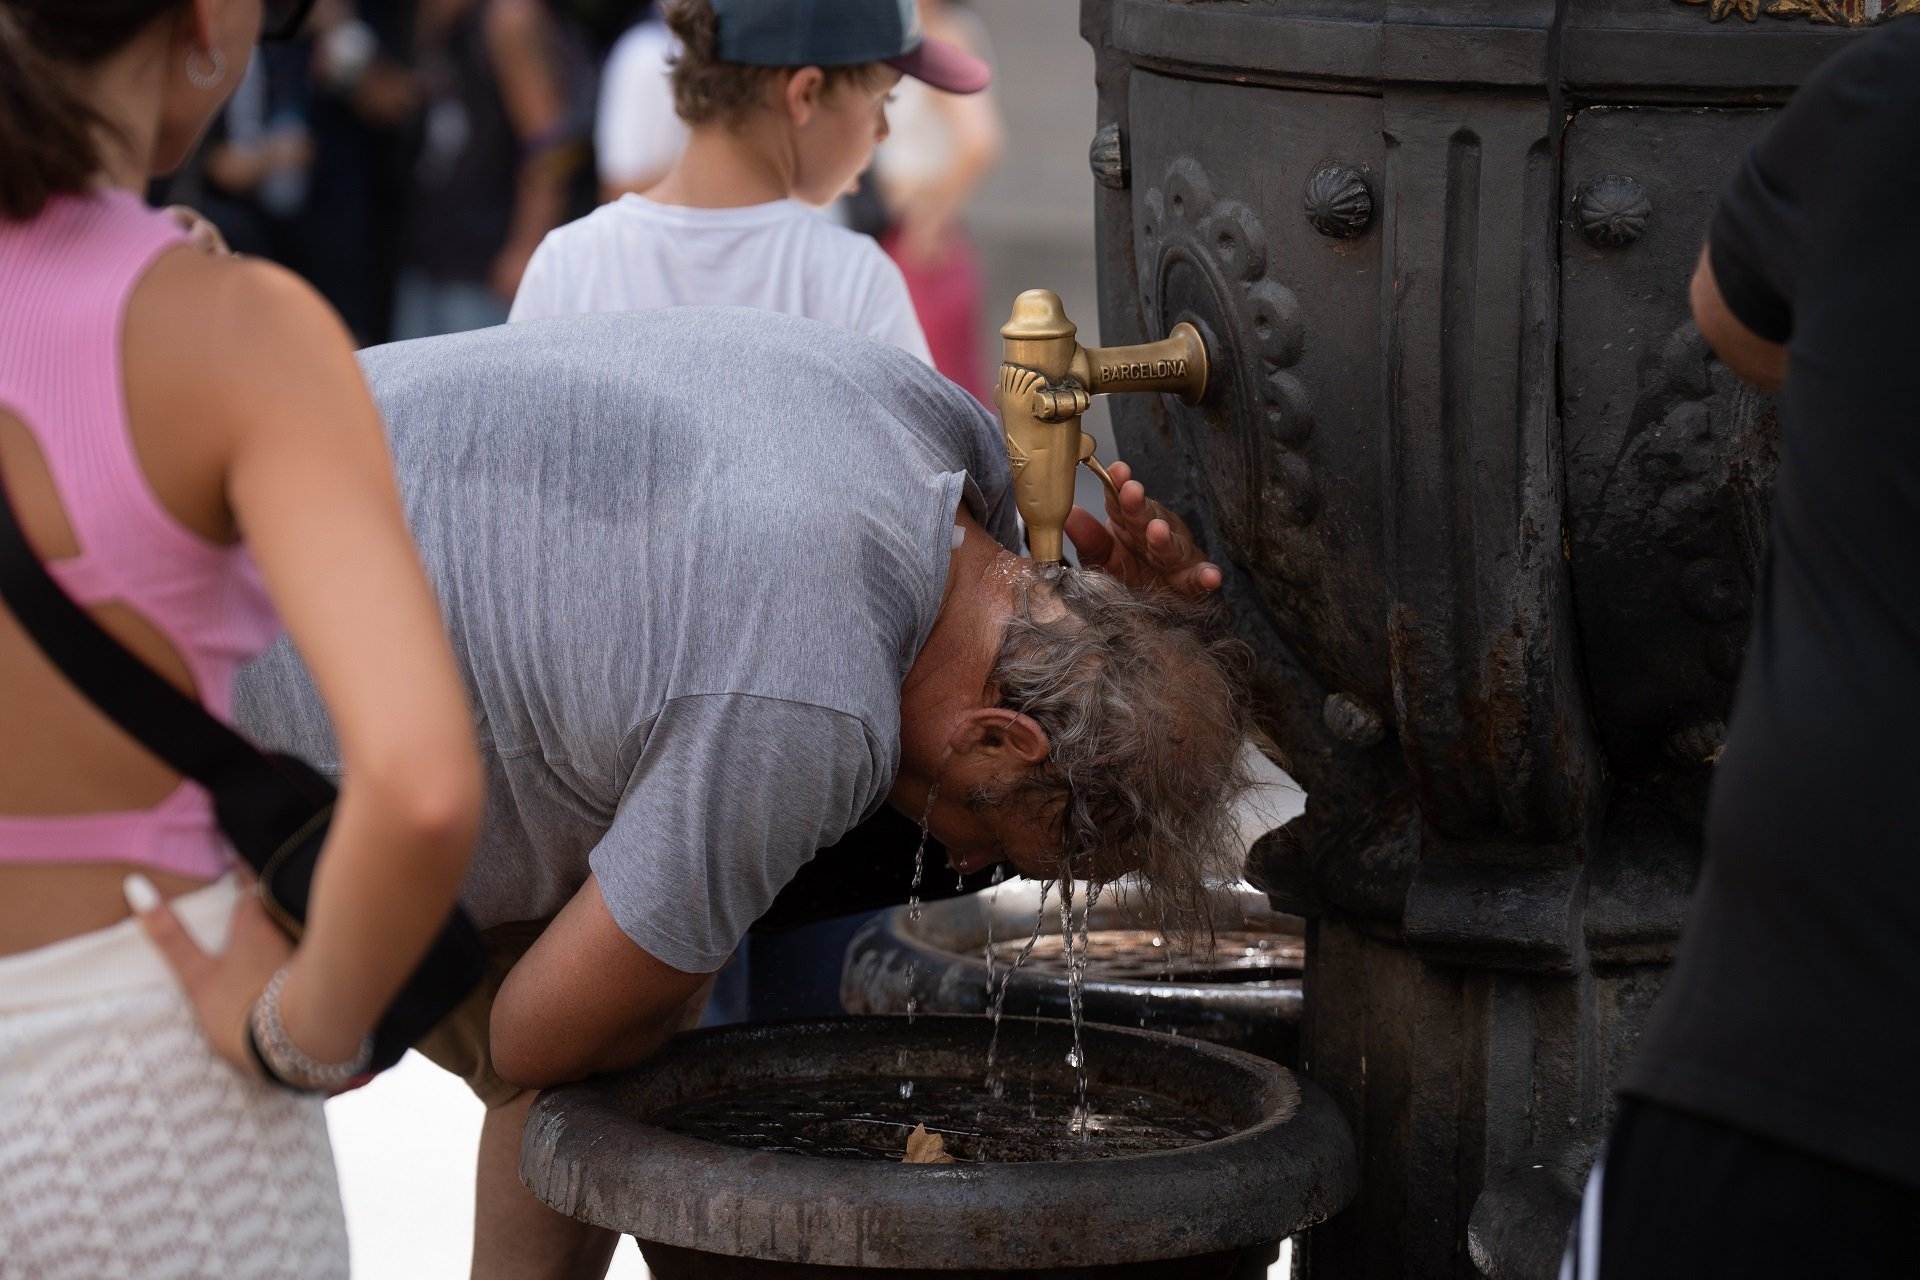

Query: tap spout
[[994, 289, 1210, 565]]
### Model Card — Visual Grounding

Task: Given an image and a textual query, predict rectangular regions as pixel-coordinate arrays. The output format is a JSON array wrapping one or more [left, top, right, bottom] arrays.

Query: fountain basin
[[520, 1015, 1356, 1276], [841, 883, 1304, 1063]]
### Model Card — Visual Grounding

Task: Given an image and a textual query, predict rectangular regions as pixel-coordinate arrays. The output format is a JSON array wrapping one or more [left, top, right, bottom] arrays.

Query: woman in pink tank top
[[0, 5, 482, 1277]]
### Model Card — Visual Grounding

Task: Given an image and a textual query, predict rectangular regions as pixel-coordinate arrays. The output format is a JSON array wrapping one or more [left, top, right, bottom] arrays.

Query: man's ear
[[782, 66, 827, 126], [949, 708, 1050, 767]]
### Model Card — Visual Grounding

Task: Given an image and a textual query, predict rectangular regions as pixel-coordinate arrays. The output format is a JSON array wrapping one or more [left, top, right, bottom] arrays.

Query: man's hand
[[1064, 459, 1222, 596]]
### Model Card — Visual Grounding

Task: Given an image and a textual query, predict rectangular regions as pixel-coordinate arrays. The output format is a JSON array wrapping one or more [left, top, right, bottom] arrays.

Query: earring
[[185, 47, 226, 91]]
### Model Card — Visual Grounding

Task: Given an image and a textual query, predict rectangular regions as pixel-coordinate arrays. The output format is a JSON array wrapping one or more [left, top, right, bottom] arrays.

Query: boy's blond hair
[[663, 0, 889, 127]]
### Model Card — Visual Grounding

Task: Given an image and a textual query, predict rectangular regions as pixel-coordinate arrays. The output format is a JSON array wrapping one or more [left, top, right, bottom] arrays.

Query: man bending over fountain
[[222, 307, 1252, 1280]]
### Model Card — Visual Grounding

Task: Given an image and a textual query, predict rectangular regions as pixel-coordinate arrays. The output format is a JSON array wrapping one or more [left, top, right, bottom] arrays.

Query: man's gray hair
[[981, 568, 1254, 932]]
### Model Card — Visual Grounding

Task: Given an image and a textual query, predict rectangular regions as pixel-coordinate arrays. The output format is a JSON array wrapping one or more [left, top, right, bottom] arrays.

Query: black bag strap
[[0, 464, 322, 818]]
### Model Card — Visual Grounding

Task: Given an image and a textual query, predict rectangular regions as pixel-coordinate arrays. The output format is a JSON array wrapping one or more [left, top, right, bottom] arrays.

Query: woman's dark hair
[[662, 0, 883, 128], [0, 2, 183, 220]]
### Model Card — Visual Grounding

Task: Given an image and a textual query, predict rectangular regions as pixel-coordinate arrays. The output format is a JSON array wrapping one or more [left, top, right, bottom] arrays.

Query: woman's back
[[0, 191, 279, 952], [0, 5, 479, 1275]]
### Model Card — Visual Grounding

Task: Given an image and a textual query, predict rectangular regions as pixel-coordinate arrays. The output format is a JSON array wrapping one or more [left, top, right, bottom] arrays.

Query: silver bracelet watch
[[247, 966, 373, 1092]]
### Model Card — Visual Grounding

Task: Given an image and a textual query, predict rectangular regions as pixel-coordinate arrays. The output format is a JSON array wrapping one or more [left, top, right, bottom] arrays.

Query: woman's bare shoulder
[[133, 246, 352, 369], [126, 246, 366, 443]]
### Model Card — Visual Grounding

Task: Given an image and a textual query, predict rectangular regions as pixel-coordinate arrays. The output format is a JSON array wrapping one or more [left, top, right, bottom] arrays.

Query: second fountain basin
[[841, 882, 1304, 1063]]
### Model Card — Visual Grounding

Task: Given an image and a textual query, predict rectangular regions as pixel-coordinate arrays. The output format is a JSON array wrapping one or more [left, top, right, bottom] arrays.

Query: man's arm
[[1691, 243, 1788, 393], [489, 696, 878, 1086], [489, 875, 709, 1088], [484, 0, 572, 300]]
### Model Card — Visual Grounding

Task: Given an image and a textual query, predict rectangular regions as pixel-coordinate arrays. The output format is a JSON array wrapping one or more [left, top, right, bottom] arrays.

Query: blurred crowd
[[157, 0, 1002, 393]]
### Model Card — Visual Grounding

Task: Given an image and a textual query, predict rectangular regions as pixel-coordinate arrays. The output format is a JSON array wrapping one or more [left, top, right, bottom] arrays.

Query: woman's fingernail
[[123, 874, 161, 914]]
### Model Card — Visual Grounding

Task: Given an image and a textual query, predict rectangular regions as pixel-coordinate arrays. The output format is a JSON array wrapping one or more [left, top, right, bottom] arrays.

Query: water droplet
[[899, 1079, 914, 1100], [1150, 933, 1166, 948], [1065, 1048, 1082, 1069]]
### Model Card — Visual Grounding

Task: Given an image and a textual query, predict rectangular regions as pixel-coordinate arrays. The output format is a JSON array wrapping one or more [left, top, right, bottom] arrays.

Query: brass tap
[[994, 289, 1208, 564]]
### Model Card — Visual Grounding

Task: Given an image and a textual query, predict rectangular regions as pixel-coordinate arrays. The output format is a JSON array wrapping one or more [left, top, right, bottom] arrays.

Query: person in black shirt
[[1562, 20, 1920, 1279]]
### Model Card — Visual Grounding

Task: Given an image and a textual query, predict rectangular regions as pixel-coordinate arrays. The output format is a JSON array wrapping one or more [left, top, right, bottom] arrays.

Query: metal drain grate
[[653, 1077, 1232, 1163]]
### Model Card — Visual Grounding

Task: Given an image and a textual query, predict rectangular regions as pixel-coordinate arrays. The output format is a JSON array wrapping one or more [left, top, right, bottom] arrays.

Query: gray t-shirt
[[236, 308, 1018, 973]]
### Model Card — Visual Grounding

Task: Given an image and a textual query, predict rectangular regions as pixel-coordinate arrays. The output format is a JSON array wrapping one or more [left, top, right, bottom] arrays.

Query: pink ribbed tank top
[[0, 190, 281, 878]]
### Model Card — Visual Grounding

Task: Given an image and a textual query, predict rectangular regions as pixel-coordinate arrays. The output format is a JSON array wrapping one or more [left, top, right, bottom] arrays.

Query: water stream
[[907, 782, 938, 924], [898, 784, 944, 1101], [1059, 876, 1106, 1137], [984, 877, 1055, 1098]]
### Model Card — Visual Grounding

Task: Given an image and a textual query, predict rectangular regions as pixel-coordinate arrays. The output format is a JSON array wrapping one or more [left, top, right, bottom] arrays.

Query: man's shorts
[[413, 919, 550, 1109]]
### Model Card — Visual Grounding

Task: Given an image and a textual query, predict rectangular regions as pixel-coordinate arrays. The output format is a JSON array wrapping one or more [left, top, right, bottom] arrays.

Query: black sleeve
[[1708, 99, 1817, 345], [1707, 25, 1920, 346]]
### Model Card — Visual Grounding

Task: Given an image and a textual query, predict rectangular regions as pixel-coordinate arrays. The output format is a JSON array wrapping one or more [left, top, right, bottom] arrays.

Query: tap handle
[[1080, 434, 1121, 502]]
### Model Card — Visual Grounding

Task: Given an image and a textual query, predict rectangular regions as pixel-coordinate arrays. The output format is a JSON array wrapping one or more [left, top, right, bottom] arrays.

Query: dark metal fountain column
[[1077, 2, 1892, 1275]]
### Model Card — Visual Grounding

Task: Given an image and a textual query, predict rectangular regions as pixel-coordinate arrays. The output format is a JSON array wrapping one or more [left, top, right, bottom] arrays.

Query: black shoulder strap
[[0, 464, 298, 804]]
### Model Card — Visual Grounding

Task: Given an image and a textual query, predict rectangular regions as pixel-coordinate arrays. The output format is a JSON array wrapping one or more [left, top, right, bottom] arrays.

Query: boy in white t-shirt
[[510, 0, 990, 364]]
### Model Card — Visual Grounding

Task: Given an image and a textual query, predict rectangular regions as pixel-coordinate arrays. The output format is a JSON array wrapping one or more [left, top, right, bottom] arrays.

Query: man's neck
[[646, 121, 796, 209]]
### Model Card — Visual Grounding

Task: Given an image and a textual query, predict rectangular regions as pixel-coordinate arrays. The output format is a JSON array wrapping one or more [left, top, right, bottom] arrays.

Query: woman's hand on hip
[[125, 874, 291, 1078]]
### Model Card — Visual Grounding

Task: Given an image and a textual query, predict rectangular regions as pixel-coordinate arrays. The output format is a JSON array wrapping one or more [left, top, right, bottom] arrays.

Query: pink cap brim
[[886, 36, 991, 95]]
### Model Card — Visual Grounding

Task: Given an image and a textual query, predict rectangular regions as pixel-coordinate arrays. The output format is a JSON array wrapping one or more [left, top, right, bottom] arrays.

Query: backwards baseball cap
[[709, 0, 992, 95]]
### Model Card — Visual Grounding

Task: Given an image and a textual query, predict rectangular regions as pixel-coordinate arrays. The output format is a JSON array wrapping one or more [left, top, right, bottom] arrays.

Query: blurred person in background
[[391, 0, 580, 338], [301, 0, 425, 343], [0, 1, 481, 1277], [194, 40, 314, 265], [592, 1, 684, 200], [507, 0, 987, 364], [874, 0, 1002, 401]]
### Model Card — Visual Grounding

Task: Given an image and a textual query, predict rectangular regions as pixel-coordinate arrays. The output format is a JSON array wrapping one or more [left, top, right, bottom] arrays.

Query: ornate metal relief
[[1575, 320, 1777, 772], [1140, 158, 1318, 548], [1675, 0, 1920, 24]]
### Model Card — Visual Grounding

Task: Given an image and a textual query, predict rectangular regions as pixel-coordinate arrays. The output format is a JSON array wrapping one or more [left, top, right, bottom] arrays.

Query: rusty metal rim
[[521, 1016, 1357, 1270], [1103, 0, 1858, 93]]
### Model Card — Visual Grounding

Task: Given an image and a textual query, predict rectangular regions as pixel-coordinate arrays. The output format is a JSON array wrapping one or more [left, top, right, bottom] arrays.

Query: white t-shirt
[[509, 196, 933, 363], [594, 19, 686, 191]]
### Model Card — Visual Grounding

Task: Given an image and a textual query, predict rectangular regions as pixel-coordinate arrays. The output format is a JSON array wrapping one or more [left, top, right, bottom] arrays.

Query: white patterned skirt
[[0, 875, 348, 1280]]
